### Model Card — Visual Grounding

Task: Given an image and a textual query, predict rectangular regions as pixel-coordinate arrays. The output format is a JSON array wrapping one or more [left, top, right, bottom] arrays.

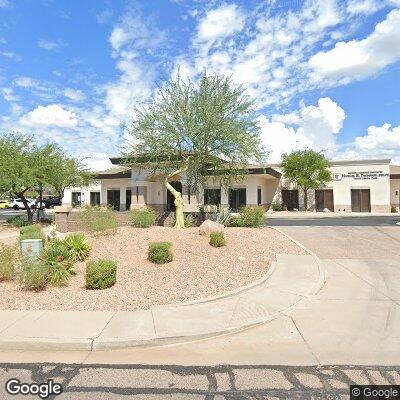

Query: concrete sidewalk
[[0, 254, 324, 352]]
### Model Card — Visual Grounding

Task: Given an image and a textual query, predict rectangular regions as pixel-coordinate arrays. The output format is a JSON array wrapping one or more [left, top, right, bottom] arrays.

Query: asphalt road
[[266, 215, 400, 227], [1, 363, 399, 399]]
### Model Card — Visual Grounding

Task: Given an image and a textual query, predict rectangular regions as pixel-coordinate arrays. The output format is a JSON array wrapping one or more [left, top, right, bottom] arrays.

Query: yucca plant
[[64, 233, 91, 262], [213, 206, 232, 226]]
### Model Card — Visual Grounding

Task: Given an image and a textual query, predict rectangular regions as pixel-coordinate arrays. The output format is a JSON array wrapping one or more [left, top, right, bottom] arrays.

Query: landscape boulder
[[199, 220, 225, 236], [323, 208, 331, 213]]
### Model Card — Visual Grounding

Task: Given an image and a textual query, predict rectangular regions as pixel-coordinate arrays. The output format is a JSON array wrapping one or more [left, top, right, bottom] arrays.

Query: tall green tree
[[127, 73, 266, 228], [281, 149, 332, 211], [0, 132, 91, 222]]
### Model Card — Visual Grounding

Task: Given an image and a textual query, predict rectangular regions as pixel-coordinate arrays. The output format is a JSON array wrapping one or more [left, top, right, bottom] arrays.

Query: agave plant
[[213, 206, 232, 226], [64, 233, 91, 262]]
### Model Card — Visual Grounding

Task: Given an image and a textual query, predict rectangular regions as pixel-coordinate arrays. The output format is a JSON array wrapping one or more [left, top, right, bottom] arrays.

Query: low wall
[[54, 207, 215, 233]]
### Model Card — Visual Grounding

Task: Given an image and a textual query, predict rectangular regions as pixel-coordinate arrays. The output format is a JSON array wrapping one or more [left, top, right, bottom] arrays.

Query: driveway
[[267, 216, 400, 259]]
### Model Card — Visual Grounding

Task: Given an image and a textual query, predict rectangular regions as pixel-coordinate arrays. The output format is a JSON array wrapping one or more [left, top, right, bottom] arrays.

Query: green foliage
[[19, 257, 48, 291], [126, 72, 266, 196], [271, 202, 283, 211], [0, 132, 90, 222], [19, 224, 45, 242], [42, 240, 73, 270], [281, 150, 331, 210], [239, 206, 265, 227], [85, 259, 117, 290], [129, 207, 156, 228], [45, 262, 71, 286], [213, 206, 232, 225], [148, 241, 173, 264], [6, 216, 30, 228], [0, 244, 17, 281], [209, 231, 226, 247], [80, 205, 118, 234], [64, 233, 91, 262]]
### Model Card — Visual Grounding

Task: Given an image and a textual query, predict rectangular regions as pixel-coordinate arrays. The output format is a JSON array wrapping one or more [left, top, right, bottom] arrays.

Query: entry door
[[126, 189, 132, 211], [107, 190, 120, 211], [281, 190, 299, 211], [229, 189, 246, 211], [315, 190, 334, 212], [166, 181, 182, 211], [351, 189, 371, 212], [90, 192, 100, 206], [71, 192, 81, 208]]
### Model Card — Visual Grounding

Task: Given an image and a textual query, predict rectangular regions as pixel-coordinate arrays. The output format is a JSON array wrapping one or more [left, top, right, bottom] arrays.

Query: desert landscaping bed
[[0, 226, 305, 311]]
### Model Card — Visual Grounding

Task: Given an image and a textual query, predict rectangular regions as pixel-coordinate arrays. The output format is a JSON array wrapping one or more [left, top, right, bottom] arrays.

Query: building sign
[[333, 171, 389, 181]]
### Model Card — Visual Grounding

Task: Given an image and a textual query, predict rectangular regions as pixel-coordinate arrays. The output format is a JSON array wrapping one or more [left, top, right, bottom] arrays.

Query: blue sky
[[0, 0, 400, 169]]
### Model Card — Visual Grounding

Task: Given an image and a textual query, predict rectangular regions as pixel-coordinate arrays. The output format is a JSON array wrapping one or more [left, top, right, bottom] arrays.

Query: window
[[71, 192, 81, 208], [90, 192, 100, 206], [257, 187, 262, 205], [204, 188, 221, 205]]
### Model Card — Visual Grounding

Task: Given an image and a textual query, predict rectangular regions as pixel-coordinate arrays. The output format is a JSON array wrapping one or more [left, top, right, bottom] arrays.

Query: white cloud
[[20, 104, 78, 128], [347, 0, 400, 15], [196, 4, 246, 44], [38, 39, 66, 51], [309, 9, 400, 84], [0, 0, 11, 8], [81, 152, 113, 171], [0, 51, 21, 61], [14, 76, 38, 88], [64, 88, 86, 102], [1, 87, 18, 101], [260, 97, 346, 162]]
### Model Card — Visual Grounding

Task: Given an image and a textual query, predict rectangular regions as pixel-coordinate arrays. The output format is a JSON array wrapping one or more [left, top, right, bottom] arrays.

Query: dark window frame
[[204, 188, 221, 206]]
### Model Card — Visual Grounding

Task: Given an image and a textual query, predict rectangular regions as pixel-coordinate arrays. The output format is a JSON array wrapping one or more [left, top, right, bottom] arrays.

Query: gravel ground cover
[[0, 226, 305, 311]]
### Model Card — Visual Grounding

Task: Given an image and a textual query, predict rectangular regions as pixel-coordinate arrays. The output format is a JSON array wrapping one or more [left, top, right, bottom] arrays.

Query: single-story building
[[62, 157, 399, 213]]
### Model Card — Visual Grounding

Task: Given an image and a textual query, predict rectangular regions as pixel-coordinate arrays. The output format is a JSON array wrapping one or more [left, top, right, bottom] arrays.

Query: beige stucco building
[[62, 157, 399, 213]]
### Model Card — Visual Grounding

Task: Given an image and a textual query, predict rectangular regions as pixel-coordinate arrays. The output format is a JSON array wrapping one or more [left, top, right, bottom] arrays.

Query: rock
[[293, 208, 299, 212], [266, 208, 275, 214], [199, 220, 225, 236], [323, 208, 331, 213], [238, 256, 246, 262]]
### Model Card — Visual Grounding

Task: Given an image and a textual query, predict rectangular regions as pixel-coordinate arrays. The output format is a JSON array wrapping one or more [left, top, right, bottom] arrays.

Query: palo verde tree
[[127, 73, 266, 228], [281, 149, 331, 211], [0, 132, 90, 222]]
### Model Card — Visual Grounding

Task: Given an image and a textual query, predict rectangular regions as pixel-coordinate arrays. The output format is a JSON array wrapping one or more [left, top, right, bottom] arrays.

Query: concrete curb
[[0, 236, 326, 351]]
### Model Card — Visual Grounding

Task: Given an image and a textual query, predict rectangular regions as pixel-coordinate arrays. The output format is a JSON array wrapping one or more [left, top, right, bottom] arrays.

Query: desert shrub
[[0, 244, 17, 281], [64, 233, 91, 262], [209, 231, 226, 247], [79, 205, 118, 234], [271, 202, 283, 211], [236, 206, 265, 228], [129, 207, 156, 228], [42, 240, 73, 271], [6, 216, 30, 228], [19, 257, 48, 291], [46, 262, 71, 286], [19, 224, 45, 243], [85, 259, 117, 290], [184, 214, 197, 227], [148, 241, 173, 264], [212, 206, 232, 226]]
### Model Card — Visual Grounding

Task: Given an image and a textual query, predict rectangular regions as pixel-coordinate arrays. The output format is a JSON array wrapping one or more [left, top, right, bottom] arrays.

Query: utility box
[[20, 239, 44, 259]]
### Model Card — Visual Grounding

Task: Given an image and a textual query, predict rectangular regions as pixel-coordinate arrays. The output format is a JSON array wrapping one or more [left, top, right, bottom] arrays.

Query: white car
[[10, 198, 36, 210]]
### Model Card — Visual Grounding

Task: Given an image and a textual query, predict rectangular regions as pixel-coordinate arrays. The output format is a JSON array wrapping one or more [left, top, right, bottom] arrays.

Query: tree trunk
[[20, 195, 33, 223], [164, 165, 188, 229], [303, 188, 308, 211]]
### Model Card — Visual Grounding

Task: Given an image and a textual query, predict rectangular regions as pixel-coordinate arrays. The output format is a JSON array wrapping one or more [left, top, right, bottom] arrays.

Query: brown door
[[315, 190, 324, 212], [281, 190, 299, 211], [324, 190, 334, 211], [351, 189, 371, 212], [360, 189, 371, 212]]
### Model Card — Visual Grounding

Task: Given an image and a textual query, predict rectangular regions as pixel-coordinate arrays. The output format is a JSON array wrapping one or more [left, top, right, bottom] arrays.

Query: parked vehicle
[[35, 197, 62, 209], [10, 198, 36, 210], [0, 200, 10, 209]]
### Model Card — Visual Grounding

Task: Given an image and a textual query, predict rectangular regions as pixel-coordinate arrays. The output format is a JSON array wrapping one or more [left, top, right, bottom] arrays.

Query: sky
[[0, 0, 400, 170]]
